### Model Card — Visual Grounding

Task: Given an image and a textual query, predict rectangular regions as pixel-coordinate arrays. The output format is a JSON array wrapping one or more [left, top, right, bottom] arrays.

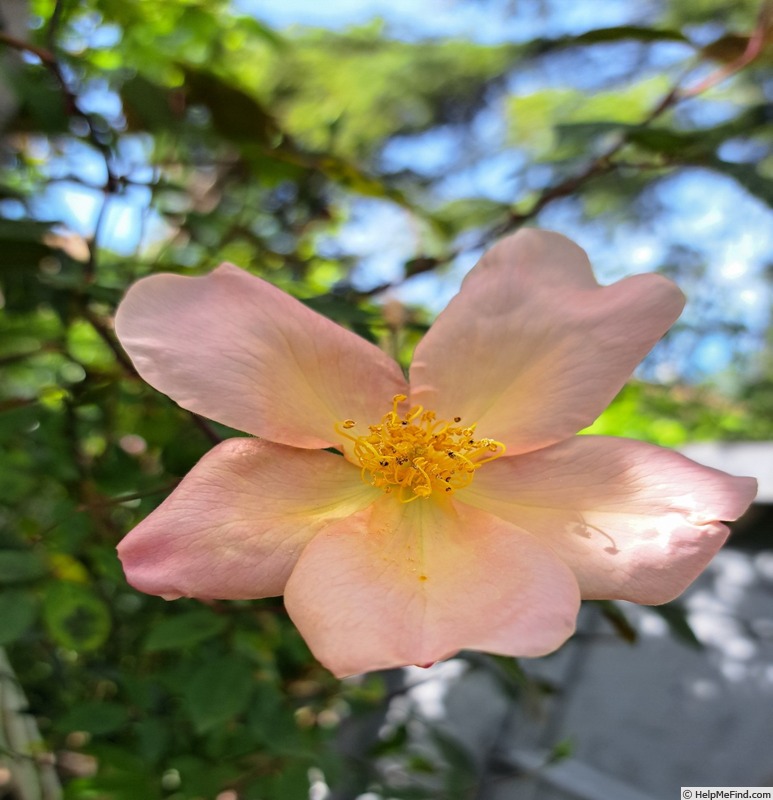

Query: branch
[[488, 8, 768, 241], [45, 0, 67, 53], [0, 29, 119, 192], [0, 27, 117, 289], [0, 31, 56, 66], [683, 9, 769, 97]]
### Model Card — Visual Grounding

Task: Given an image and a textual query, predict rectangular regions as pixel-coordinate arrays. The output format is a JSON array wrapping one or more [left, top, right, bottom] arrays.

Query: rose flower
[[114, 230, 756, 677]]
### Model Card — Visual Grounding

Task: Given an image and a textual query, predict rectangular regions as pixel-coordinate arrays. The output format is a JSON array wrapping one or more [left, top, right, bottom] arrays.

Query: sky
[[236, 0, 642, 43]]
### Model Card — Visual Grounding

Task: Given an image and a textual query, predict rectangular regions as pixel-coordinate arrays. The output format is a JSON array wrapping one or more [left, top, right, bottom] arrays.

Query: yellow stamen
[[335, 395, 505, 503]]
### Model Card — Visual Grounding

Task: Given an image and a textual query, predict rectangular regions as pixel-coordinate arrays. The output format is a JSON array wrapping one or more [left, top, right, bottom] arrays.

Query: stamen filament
[[336, 395, 505, 502]]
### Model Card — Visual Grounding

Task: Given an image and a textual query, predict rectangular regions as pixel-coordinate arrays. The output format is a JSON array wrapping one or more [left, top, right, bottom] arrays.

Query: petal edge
[[115, 264, 408, 448]]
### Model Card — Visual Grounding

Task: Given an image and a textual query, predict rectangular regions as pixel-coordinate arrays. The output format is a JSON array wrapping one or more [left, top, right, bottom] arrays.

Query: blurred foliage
[[1, 0, 773, 797]]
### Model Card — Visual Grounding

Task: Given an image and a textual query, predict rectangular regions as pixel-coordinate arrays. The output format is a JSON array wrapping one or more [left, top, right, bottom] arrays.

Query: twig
[[682, 14, 768, 97], [190, 415, 225, 446], [82, 306, 136, 375], [4, 11, 226, 446], [367, 7, 768, 278], [45, 0, 67, 53], [0, 30, 118, 190], [85, 191, 110, 283], [32, 482, 180, 542], [0, 21, 118, 291], [0, 398, 38, 414], [75, 482, 181, 510], [484, 9, 768, 243], [0, 31, 57, 67]]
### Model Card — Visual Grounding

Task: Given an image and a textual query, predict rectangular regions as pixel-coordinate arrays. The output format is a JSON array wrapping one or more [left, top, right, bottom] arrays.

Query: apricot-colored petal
[[284, 497, 580, 677], [462, 436, 757, 604], [117, 438, 376, 600], [115, 264, 407, 449], [410, 230, 685, 454]]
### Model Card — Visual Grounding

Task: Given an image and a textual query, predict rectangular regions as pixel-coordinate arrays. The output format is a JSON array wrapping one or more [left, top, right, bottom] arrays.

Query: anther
[[336, 401, 505, 503]]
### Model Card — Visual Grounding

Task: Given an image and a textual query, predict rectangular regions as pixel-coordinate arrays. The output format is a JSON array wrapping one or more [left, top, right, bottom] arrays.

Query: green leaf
[[0, 220, 80, 312], [627, 107, 773, 163], [708, 158, 773, 207], [57, 701, 130, 735], [430, 728, 478, 799], [370, 723, 409, 757], [133, 718, 171, 765], [4, 66, 70, 133], [482, 653, 531, 698], [170, 755, 240, 798], [595, 600, 638, 644], [182, 66, 282, 143], [66, 319, 116, 368], [143, 609, 228, 652], [42, 582, 111, 651], [651, 602, 703, 649], [265, 762, 312, 800], [628, 126, 705, 156], [0, 549, 48, 584], [182, 655, 255, 733], [554, 120, 629, 149], [571, 25, 689, 44], [548, 738, 575, 763], [70, 744, 163, 799], [160, 432, 211, 476], [121, 75, 180, 133], [0, 589, 37, 643]]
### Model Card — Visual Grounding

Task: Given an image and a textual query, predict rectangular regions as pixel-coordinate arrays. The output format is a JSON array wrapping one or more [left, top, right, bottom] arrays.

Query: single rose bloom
[[114, 229, 757, 677]]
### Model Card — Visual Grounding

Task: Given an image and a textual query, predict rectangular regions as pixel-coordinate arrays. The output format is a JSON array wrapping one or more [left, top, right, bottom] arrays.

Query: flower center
[[336, 394, 505, 503]]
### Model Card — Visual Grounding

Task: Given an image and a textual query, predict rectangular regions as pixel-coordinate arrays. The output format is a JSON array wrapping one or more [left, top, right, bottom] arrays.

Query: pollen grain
[[336, 395, 505, 503]]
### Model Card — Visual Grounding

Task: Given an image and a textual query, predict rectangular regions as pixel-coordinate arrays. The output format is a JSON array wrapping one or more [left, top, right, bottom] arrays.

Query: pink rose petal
[[115, 264, 408, 449], [118, 438, 376, 600], [114, 230, 758, 677], [410, 230, 685, 454], [284, 497, 581, 677], [462, 436, 757, 604]]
